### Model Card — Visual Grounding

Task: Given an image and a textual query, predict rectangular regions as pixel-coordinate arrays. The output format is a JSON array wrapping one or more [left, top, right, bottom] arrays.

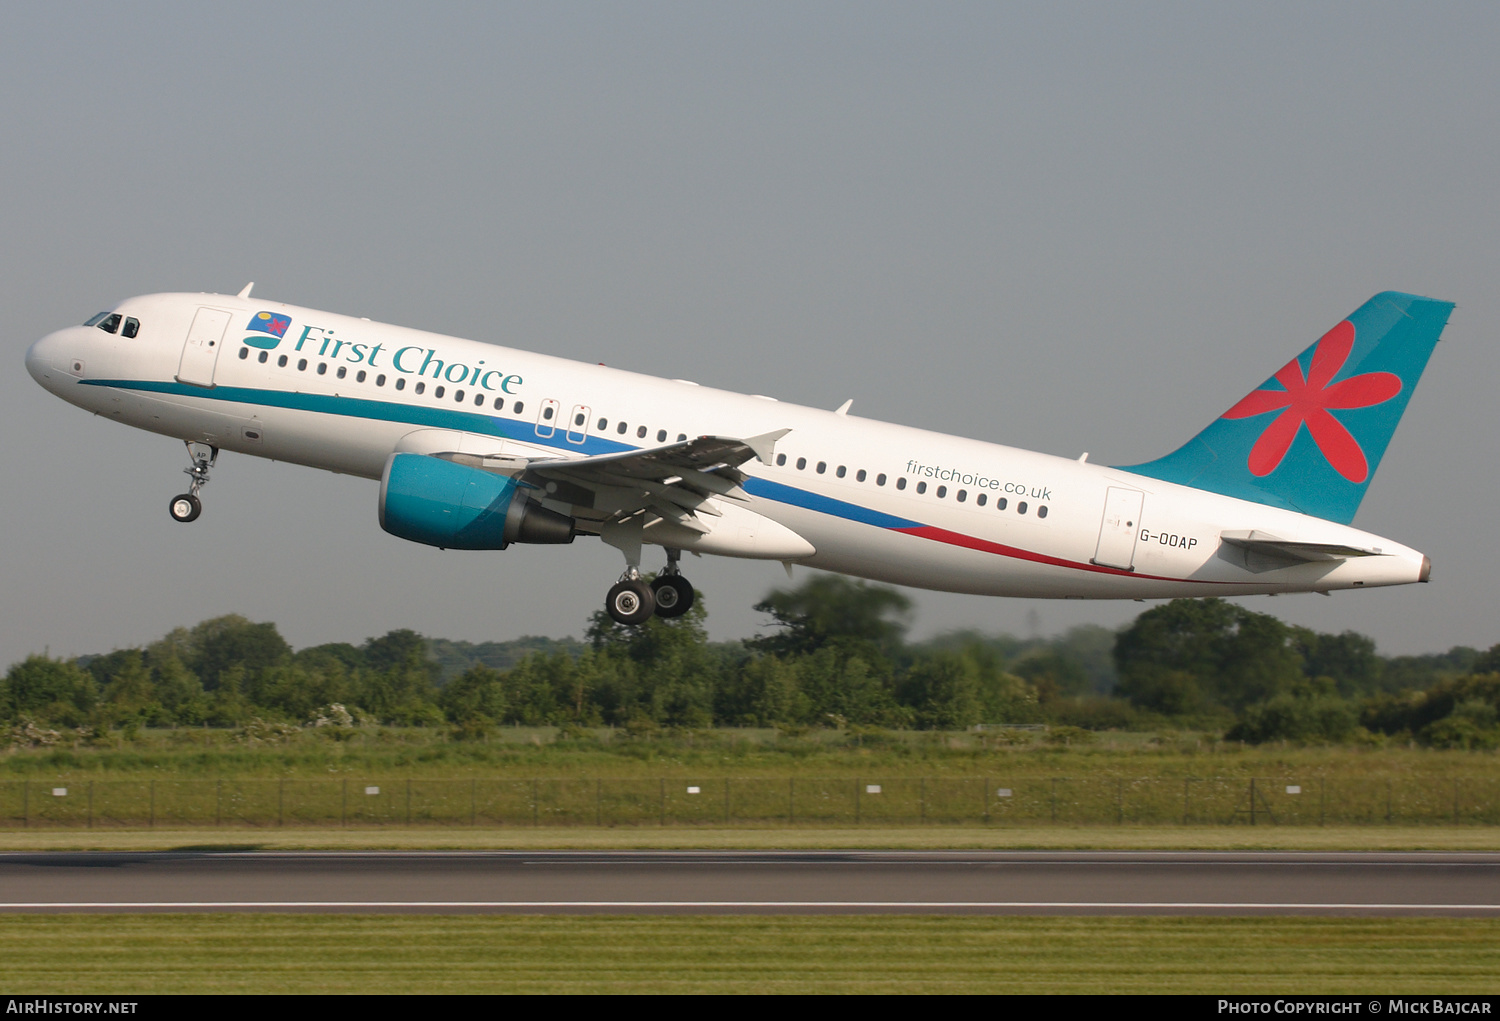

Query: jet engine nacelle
[[378, 452, 574, 549]]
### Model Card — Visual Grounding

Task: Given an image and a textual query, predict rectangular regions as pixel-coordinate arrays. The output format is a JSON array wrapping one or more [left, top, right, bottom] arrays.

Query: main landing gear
[[604, 548, 696, 626], [168, 441, 217, 523]]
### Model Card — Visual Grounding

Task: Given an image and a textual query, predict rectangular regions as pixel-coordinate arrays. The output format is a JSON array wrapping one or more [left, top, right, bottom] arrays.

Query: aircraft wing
[[524, 429, 791, 533], [1218, 530, 1383, 563]]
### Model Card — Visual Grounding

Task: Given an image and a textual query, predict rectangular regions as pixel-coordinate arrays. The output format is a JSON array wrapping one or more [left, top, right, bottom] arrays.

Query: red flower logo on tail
[[1221, 320, 1400, 483]]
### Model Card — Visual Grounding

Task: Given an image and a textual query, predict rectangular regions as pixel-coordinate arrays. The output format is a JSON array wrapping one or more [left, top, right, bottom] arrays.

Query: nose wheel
[[169, 441, 217, 524]]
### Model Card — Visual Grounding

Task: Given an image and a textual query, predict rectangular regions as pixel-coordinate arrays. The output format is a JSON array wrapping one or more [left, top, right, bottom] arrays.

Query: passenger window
[[317, 363, 327, 375], [377, 374, 387, 386], [896, 477, 906, 490], [1038, 505, 1048, 519], [297, 358, 308, 371], [977, 493, 986, 506], [677, 433, 687, 442], [776, 454, 786, 466], [258, 351, 268, 364], [394, 377, 403, 390], [415, 382, 425, 394], [278, 355, 288, 367], [817, 462, 826, 474], [637, 425, 647, 438], [356, 370, 366, 382], [876, 473, 886, 486], [796, 457, 807, 470], [957, 490, 966, 502], [856, 469, 866, 482], [917, 481, 927, 494], [617, 421, 627, 434], [515, 402, 524, 414], [435, 385, 445, 398], [543, 406, 554, 420], [836, 466, 846, 478], [475, 394, 485, 406], [657, 430, 667, 442], [936, 486, 946, 498], [238, 348, 249, 360], [336, 366, 347, 379], [121, 317, 140, 338], [1018, 502, 1028, 515], [454, 390, 464, 402], [96, 314, 121, 334], [997, 497, 1007, 510], [577, 413, 587, 427]]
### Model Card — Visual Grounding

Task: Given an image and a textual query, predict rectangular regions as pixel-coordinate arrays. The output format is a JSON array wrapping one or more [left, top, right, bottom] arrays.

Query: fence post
[[149, 780, 155, 829]]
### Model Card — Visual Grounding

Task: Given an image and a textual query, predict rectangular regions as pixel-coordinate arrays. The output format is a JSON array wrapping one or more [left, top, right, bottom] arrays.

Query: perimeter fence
[[1, 777, 1498, 828]]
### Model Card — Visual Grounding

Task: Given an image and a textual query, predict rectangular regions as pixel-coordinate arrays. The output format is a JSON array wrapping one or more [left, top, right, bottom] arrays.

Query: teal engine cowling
[[378, 453, 575, 549]]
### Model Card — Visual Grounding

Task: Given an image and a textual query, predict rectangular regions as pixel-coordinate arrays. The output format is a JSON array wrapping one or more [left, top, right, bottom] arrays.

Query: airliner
[[25, 287, 1452, 624]]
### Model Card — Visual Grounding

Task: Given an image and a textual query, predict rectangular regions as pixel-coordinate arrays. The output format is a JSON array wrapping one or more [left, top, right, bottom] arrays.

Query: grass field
[[0, 825, 1496, 852], [2, 914, 1496, 993]]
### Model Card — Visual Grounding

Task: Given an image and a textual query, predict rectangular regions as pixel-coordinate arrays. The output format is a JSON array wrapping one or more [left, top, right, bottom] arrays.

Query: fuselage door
[[1092, 486, 1144, 571], [566, 404, 591, 445], [176, 307, 232, 387], [535, 398, 560, 439]]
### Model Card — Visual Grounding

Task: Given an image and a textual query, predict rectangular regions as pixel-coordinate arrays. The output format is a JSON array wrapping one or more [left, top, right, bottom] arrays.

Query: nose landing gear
[[168, 441, 217, 523]]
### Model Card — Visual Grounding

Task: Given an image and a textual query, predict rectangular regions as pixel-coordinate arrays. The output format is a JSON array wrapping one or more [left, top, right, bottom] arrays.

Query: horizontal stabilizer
[[1219, 529, 1382, 563]]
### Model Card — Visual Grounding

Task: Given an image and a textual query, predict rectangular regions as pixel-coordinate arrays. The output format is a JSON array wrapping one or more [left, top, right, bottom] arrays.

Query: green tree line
[[2, 578, 1494, 747]]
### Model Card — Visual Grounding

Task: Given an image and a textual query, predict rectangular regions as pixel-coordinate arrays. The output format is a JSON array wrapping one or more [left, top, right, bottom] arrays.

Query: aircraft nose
[[26, 328, 74, 390]]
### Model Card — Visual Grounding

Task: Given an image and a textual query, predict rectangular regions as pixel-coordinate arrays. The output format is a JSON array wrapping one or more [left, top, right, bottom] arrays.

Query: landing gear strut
[[168, 441, 217, 523]]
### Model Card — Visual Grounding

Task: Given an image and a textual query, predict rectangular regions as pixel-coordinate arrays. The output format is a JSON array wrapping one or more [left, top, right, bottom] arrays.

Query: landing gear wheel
[[169, 493, 202, 523], [651, 575, 694, 618], [606, 579, 656, 625]]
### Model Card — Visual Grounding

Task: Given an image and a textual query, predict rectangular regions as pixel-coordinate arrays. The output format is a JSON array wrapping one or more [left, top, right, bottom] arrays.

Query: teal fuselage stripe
[[83, 377, 926, 534]]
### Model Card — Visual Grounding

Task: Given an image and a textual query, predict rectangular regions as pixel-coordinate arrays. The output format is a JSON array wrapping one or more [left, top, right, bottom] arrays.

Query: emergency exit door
[[1092, 487, 1144, 571]]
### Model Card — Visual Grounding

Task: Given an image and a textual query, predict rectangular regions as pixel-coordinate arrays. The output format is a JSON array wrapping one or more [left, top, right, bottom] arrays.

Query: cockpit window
[[95, 314, 121, 334], [121, 317, 140, 339], [84, 312, 110, 327]]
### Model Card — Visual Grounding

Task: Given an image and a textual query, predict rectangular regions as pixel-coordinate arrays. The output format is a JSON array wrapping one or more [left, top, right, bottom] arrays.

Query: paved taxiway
[[1, 851, 1497, 914]]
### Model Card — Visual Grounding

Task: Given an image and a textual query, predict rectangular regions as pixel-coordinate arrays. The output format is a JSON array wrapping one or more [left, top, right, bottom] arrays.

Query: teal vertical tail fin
[[1120, 291, 1454, 524]]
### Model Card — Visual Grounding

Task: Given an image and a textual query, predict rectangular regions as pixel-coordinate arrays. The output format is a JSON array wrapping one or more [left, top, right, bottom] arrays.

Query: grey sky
[[3, 2, 1498, 664]]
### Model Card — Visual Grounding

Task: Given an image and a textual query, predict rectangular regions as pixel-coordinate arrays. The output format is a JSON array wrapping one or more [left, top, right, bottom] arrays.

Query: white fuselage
[[25, 292, 1429, 598]]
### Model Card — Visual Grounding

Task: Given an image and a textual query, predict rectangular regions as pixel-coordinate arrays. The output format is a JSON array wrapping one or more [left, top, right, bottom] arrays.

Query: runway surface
[[2, 850, 1498, 915]]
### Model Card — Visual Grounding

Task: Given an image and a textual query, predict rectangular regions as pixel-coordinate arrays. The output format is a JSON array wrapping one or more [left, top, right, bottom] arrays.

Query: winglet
[[237, 282, 255, 298], [743, 428, 792, 464], [834, 399, 853, 416]]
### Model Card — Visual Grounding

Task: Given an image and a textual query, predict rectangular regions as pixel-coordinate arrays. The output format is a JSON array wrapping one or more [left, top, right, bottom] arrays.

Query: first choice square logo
[[244, 311, 292, 349]]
